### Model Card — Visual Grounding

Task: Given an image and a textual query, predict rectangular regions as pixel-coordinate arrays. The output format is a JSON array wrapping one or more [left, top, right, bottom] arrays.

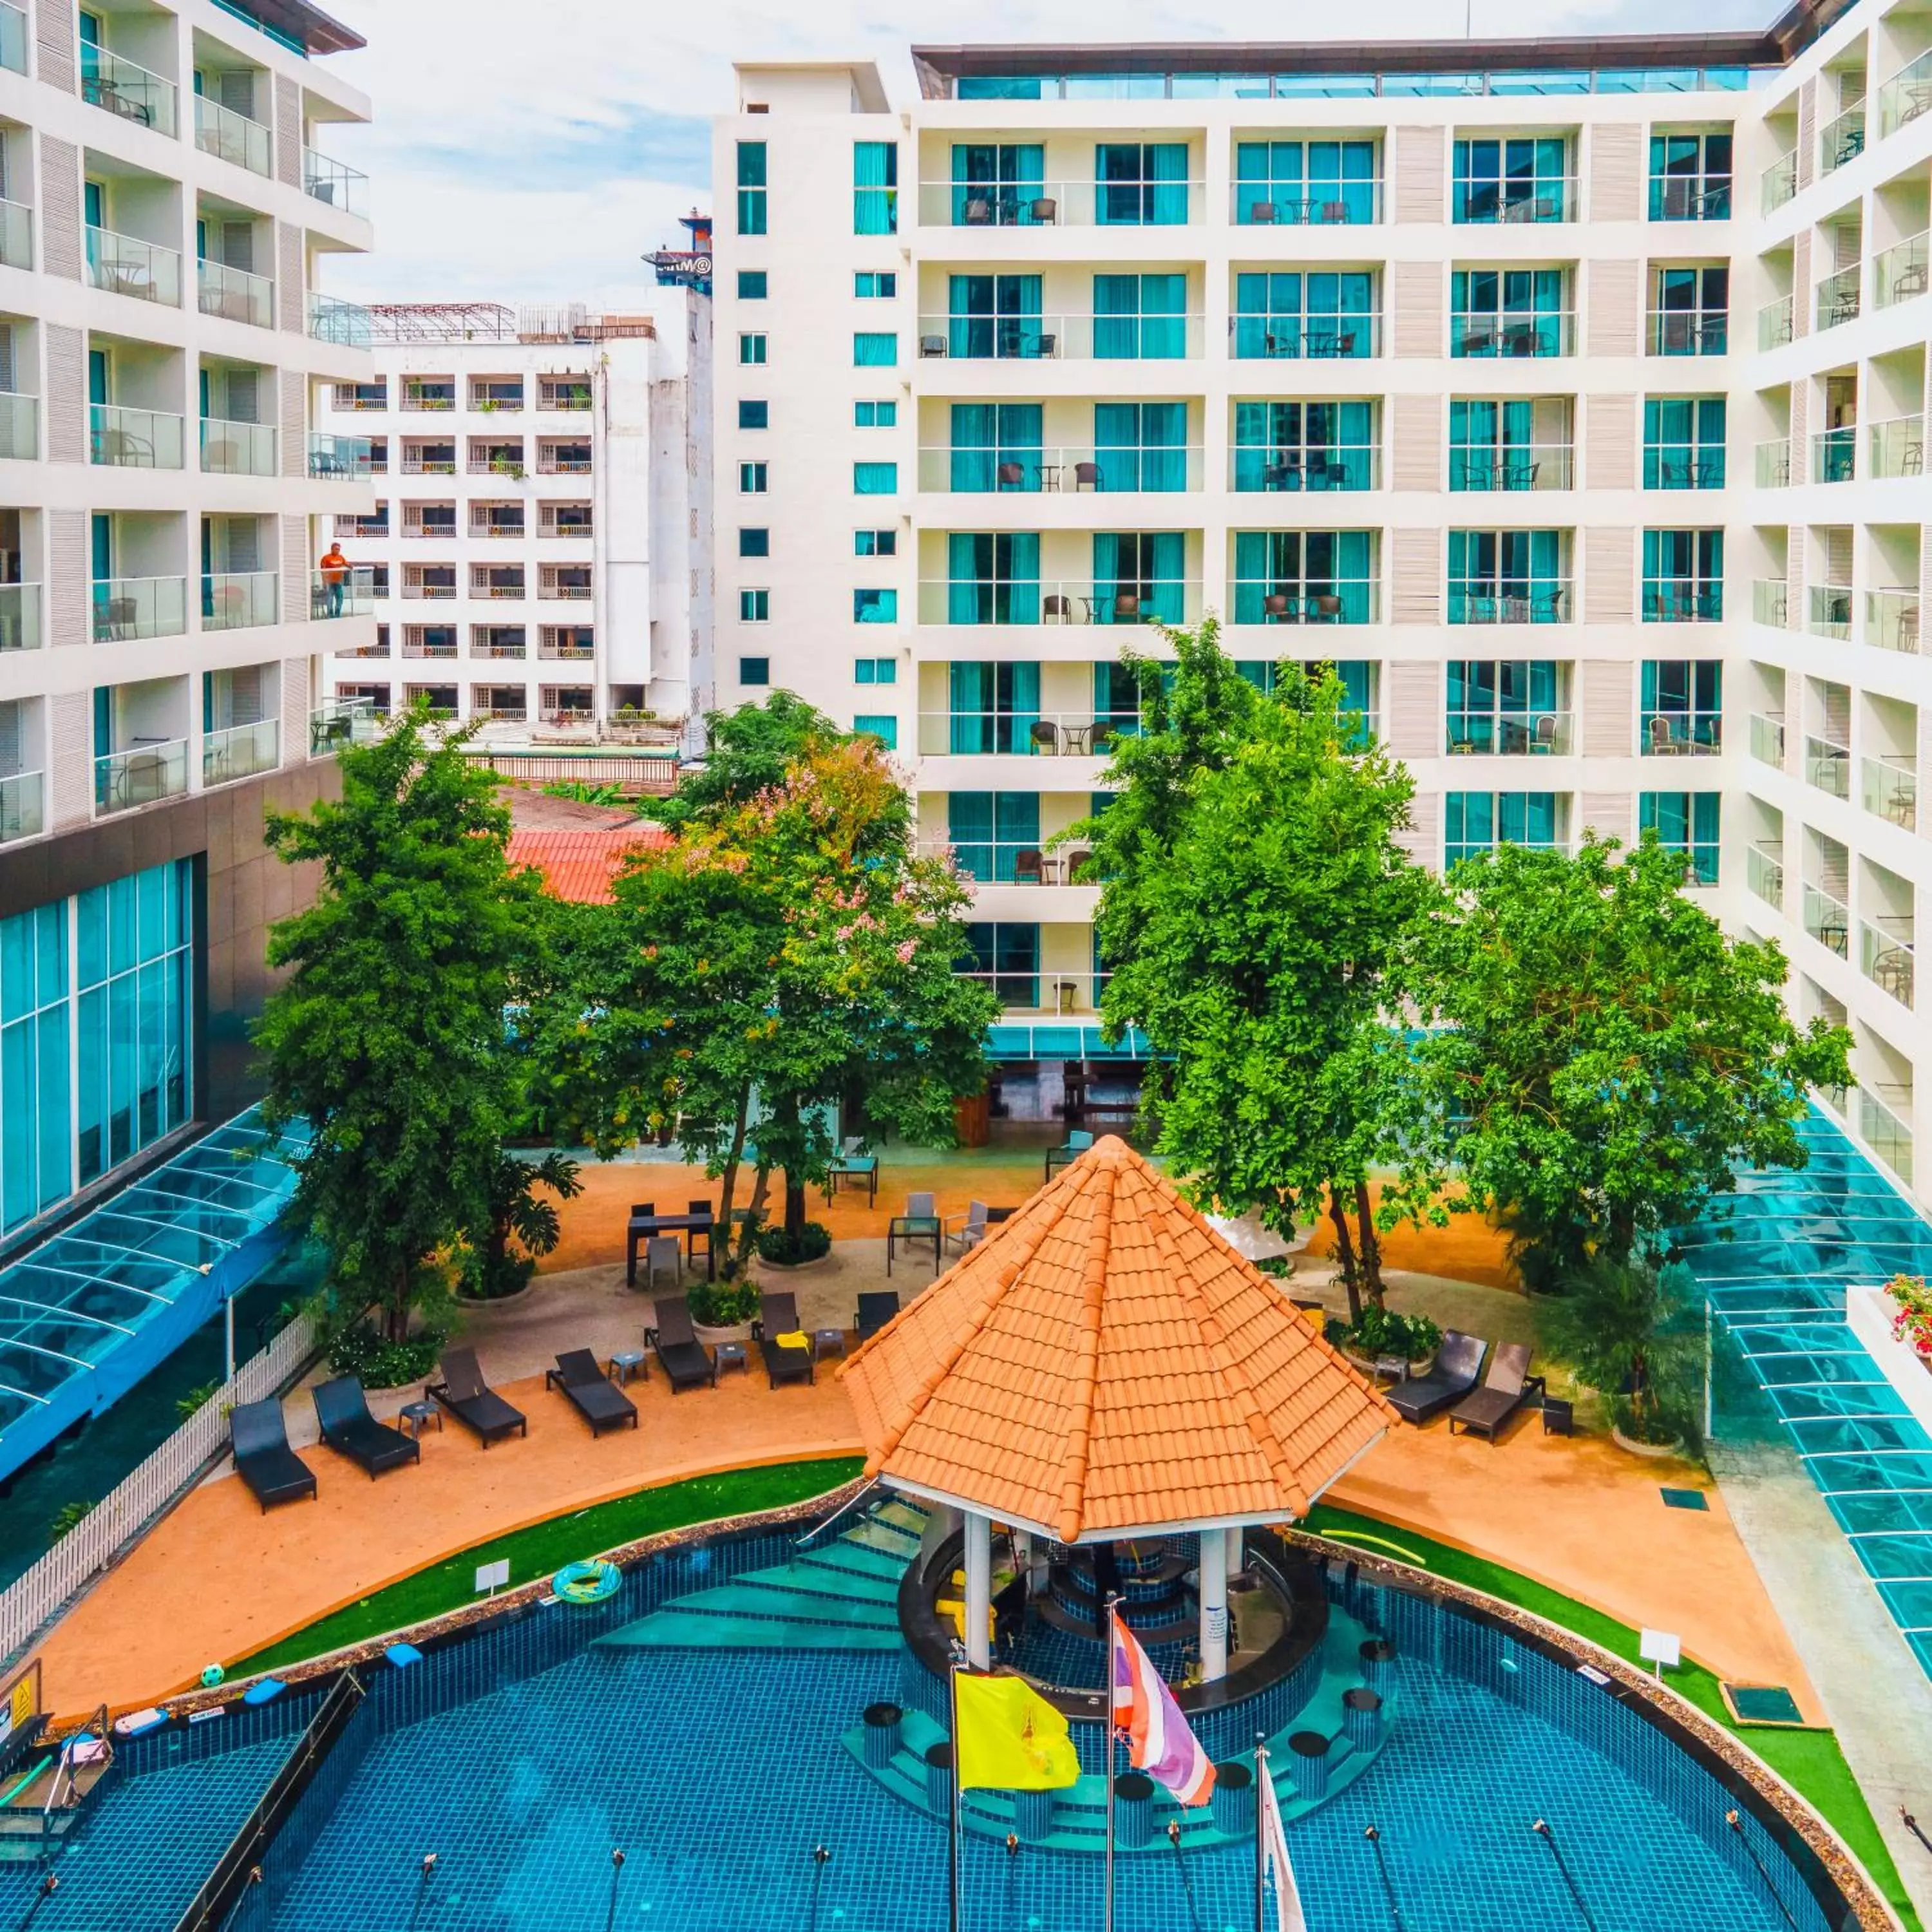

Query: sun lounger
[[231, 1397, 317, 1510], [855, 1290, 900, 1342], [1448, 1342, 1542, 1439], [311, 1377, 421, 1478], [753, 1290, 815, 1388], [1384, 1331, 1486, 1425], [647, 1296, 717, 1392], [428, 1347, 528, 1445], [545, 1349, 639, 1434]]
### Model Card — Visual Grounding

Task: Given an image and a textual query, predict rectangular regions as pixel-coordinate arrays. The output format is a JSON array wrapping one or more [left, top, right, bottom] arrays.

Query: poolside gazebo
[[841, 1137, 1397, 1677]]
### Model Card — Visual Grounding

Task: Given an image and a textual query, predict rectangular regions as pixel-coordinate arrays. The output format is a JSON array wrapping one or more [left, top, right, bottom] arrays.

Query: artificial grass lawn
[[235, 1455, 865, 1678], [1304, 1502, 1921, 1932]]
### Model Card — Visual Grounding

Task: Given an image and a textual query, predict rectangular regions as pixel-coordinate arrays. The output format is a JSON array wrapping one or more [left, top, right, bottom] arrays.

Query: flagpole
[[1104, 1592, 1119, 1932], [1253, 1732, 1266, 1932], [949, 1651, 962, 1932]]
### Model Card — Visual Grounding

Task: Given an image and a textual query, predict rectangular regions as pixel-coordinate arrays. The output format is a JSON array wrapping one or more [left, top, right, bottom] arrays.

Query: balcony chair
[[1015, 849, 1046, 885], [1113, 592, 1141, 621], [1264, 591, 1291, 618], [1029, 719, 1059, 755], [1029, 197, 1057, 223], [1531, 713, 1560, 755], [963, 197, 993, 225], [1248, 200, 1278, 224], [1647, 714, 1681, 756], [1043, 594, 1075, 622]]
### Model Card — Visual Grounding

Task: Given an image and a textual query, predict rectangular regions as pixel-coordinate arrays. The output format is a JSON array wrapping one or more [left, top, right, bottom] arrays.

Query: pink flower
[[896, 940, 916, 964]]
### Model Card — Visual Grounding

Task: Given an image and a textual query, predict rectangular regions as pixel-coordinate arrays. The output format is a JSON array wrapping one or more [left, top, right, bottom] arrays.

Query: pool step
[[601, 1608, 904, 1652]]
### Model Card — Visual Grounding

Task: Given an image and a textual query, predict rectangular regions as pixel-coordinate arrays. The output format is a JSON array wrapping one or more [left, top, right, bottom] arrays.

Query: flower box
[[1846, 1280, 1932, 1435]]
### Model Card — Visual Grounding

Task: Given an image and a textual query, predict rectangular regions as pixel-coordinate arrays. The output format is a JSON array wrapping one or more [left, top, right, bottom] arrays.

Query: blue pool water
[[1680, 1107, 1932, 1680]]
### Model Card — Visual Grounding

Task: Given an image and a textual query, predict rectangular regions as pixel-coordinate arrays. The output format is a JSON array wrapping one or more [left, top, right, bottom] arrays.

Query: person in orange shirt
[[318, 541, 350, 618]]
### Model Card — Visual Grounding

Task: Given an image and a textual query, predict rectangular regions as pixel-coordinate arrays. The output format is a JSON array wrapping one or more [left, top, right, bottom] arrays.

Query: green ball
[[200, 1663, 225, 1689]]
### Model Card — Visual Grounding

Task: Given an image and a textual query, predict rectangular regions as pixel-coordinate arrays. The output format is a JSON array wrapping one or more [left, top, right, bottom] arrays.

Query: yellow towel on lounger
[[776, 1331, 810, 1349]]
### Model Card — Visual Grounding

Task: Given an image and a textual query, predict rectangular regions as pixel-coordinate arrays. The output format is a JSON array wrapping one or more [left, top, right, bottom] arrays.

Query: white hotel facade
[[711, 0, 1932, 1202]]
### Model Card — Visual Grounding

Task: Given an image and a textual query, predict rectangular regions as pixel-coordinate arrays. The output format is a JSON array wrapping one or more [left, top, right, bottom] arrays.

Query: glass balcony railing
[[303, 148, 370, 219], [0, 768, 41, 846], [1803, 882, 1851, 954], [81, 44, 177, 136], [1877, 49, 1932, 139], [1640, 710, 1721, 755], [1761, 149, 1797, 212], [1804, 733, 1852, 797], [1643, 446, 1723, 489], [85, 224, 181, 305], [1753, 439, 1791, 486], [1748, 712, 1785, 766], [1819, 104, 1866, 175], [913, 178, 1208, 227], [1868, 417, 1924, 479], [0, 195, 31, 272], [1452, 178, 1575, 224], [916, 579, 1206, 626], [198, 257, 272, 327], [1752, 579, 1788, 628], [89, 402, 184, 469], [91, 574, 187, 641], [201, 570, 276, 632], [1444, 710, 1573, 754], [1641, 581, 1722, 622], [310, 699, 381, 755], [0, 582, 40, 652], [194, 95, 270, 176], [308, 292, 373, 348], [1861, 917, 1915, 1008], [0, 3, 23, 76], [1815, 264, 1861, 330], [1646, 308, 1727, 355], [1865, 588, 1921, 655], [916, 712, 1138, 758], [1873, 230, 1929, 309], [311, 565, 375, 619], [0, 391, 37, 461], [200, 417, 276, 476], [1230, 446, 1381, 491], [914, 314, 1206, 360], [94, 738, 187, 816], [1236, 181, 1385, 225], [1861, 755, 1917, 830], [308, 433, 374, 479], [1446, 580, 1572, 623], [1449, 312, 1573, 358], [1230, 316, 1382, 360], [1757, 294, 1794, 348], [915, 446, 1206, 492], [1648, 173, 1730, 220], [202, 717, 279, 786], [1810, 426, 1856, 483], [1448, 446, 1573, 491], [1807, 584, 1853, 639], [1747, 841, 1783, 908], [1859, 1085, 1913, 1185]]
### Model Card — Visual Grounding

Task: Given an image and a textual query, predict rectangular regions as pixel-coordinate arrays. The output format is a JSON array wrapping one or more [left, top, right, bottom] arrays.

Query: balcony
[[399, 517, 453, 542], [1810, 426, 1855, 484], [470, 512, 527, 541], [81, 44, 177, 137], [194, 95, 269, 176], [310, 699, 380, 755], [538, 511, 592, 540], [1869, 417, 1925, 479], [1449, 312, 1573, 359], [1640, 582, 1721, 623], [913, 178, 1208, 227], [917, 579, 1205, 626], [1748, 712, 1785, 766], [1453, 179, 1575, 225], [0, 3, 22, 76], [402, 636, 457, 661], [474, 638, 526, 661], [0, 392, 37, 461], [199, 258, 272, 328], [405, 450, 458, 477], [1860, 916, 1915, 1007], [473, 569, 525, 601], [1236, 182, 1385, 225], [401, 384, 455, 413], [308, 433, 372, 479], [918, 446, 1205, 493], [1640, 710, 1721, 755], [1747, 841, 1783, 908], [1859, 1086, 1913, 1185], [537, 381, 591, 412], [202, 570, 276, 632], [956, 965, 1108, 1015], [537, 634, 594, 662], [1445, 711, 1573, 755], [1446, 582, 1571, 624], [1752, 578, 1788, 628], [310, 566, 375, 620], [917, 712, 1132, 758], [1865, 588, 1921, 655], [0, 583, 41, 652], [303, 149, 370, 220], [1757, 294, 1794, 349], [201, 417, 276, 476], [1230, 316, 1380, 361], [0, 196, 31, 272], [540, 570, 590, 600], [89, 402, 183, 469], [1448, 446, 1573, 491], [202, 717, 279, 786], [914, 314, 1206, 361], [85, 225, 180, 306], [339, 513, 388, 540], [91, 575, 186, 641], [1645, 309, 1727, 355], [1873, 231, 1929, 310], [93, 739, 187, 816], [1230, 445, 1379, 492], [1753, 439, 1791, 487], [1815, 265, 1860, 331], [0, 768, 41, 845], [1819, 104, 1866, 175], [1804, 732, 1852, 799], [1648, 174, 1730, 221], [1803, 881, 1850, 954], [536, 446, 592, 477], [1761, 150, 1797, 213], [1807, 584, 1853, 640], [402, 572, 455, 600], [308, 293, 373, 349], [1877, 50, 1932, 139], [467, 452, 526, 480], [1861, 754, 1917, 830]]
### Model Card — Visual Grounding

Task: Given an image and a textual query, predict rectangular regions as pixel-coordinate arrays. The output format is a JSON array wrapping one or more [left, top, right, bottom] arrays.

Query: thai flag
[[1258, 1745, 1309, 1932], [1109, 1612, 1216, 1806]]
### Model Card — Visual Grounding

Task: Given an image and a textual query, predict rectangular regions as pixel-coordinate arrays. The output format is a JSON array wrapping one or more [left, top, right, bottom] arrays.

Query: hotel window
[[1449, 398, 1573, 491], [1091, 274, 1189, 359], [853, 714, 898, 749], [944, 533, 1040, 624], [949, 144, 1045, 226], [1649, 265, 1728, 355], [853, 589, 898, 623], [949, 791, 1040, 882], [1642, 398, 1726, 488], [963, 922, 1039, 1007], [739, 528, 769, 558], [1092, 402, 1191, 492], [853, 331, 898, 367], [1446, 660, 1567, 753], [855, 400, 897, 427], [739, 589, 770, 622], [1452, 137, 1569, 223], [1444, 791, 1564, 866], [1640, 659, 1721, 753], [1639, 791, 1719, 882], [855, 272, 897, 298], [1231, 531, 1375, 624], [940, 273, 1045, 359], [1233, 400, 1375, 492], [739, 656, 771, 686], [1232, 272, 1375, 360], [853, 140, 898, 234], [737, 400, 768, 430], [739, 333, 767, 365], [855, 657, 896, 683], [947, 402, 1043, 493], [1648, 131, 1732, 220], [735, 141, 767, 236], [1448, 531, 1571, 623], [1641, 529, 1723, 621], [737, 270, 767, 299], [853, 462, 898, 495], [1450, 269, 1570, 357], [946, 663, 1040, 754], [1235, 140, 1378, 225], [1093, 532, 1189, 624], [855, 530, 898, 556], [738, 461, 768, 494], [1094, 142, 1191, 225]]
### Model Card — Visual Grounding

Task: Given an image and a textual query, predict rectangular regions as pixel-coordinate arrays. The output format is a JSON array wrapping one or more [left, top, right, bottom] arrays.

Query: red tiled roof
[[506, 824, 670, 904], [840, 1138, 1396, 1542]]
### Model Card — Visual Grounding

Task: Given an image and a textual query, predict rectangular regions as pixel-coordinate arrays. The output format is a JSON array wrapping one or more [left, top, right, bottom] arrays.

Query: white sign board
[[1639, 1627, 1681, 1674], [475, 1559, 511, 1595]]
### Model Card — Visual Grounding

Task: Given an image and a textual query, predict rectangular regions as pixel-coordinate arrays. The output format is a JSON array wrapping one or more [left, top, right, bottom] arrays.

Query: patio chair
[[1073, 460, 1103, 491], [1248, 200, 1278, 224], [1029, 719, 1059, 754], [1448, 1343, 1543, 1439], [856, 1290, 901, 1342], [231, 1398, 317, 1511], [1015, 849, 1045, 884], [311, 1377, 421, 1479], [945, 1201, 990, 1255], [1384, 1332, 1486, 1425], [1029, 196, 1057, 223], [753, 1289, 815, 1388], [1043, 594, 1074, 622], [545, 1348, 639, 1434], [646, 1295, 718, 1392], [643, 1235, 683, 1292], [907, 1192, 936, 1218], [428, 1347, 527, 1446], [685, 1200, 715, 1268]]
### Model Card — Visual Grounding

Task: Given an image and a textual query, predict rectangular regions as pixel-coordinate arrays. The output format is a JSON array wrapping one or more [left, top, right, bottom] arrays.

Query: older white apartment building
[[0, 0, 377, 1242], [711, 0, 1932, 1200], [316, 298, 712, 742]]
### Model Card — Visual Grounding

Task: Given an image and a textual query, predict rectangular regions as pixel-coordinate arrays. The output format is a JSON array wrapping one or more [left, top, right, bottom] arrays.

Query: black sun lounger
[[428, 1347, 528, 1444], [231, 1397, 317, 1511], [1384, 1331, 1486, 1426], [546, 1348, 639, 1434], [1448, 1343, 1544, 1439], [855, 1290, 900, 1343], [647, 1296, 717, 1392], [753, 1290, 814, 1388], [311, 1376, 421, 1478]]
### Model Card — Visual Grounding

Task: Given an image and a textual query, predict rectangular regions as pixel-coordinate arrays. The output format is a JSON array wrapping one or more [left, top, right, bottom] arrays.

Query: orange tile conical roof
[[840, 1137, 1396, 1544]]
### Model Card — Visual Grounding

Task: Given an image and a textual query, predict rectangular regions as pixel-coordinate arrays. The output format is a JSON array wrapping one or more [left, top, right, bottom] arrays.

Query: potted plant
[[688, 1273, 761, 1341], [1540, 1255, 1704, 1456], [1886, 1274, 1932, 1371], [755, 1220, 833, 1270], [1336, 1305, 1443, 1378]]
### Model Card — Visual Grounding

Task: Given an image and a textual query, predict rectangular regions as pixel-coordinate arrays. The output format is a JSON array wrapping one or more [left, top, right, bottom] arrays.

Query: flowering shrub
[[1887, 1274, 1932, 1364]]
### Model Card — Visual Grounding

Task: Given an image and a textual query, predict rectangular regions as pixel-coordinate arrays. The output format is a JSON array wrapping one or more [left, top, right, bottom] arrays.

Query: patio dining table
[[887, 1215, 943, 1278], [625, 1210, 716, 1285]]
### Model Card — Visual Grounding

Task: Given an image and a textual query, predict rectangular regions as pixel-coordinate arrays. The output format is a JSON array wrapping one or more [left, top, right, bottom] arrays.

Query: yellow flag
[[954, 1672, 1081, 1791]]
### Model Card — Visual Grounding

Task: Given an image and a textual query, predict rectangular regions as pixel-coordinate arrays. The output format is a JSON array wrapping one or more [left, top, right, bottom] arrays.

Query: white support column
[[1198, 1525, 1229, 1681], [1226, 1524, 1245, 1582], [963, 1508, 992, 1670]]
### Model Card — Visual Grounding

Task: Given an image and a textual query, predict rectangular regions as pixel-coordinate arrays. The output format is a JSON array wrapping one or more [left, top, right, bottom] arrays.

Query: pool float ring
[[553, 1560, 622, 1605]]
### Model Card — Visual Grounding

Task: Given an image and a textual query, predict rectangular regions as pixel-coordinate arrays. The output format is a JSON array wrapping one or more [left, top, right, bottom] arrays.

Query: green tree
[[1397, 833, 1853, 1285], [1077, 623, 1430, 1320], [254, 712, 542, 1341], [1539, 1256, 1706, 1444], [656, 690, 833, 827]]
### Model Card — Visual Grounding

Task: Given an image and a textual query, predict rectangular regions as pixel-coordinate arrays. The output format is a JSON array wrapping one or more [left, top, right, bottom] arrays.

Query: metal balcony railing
[[0, 392, 37, 462], [0, 3, 23, 75], [308, 433, 372, 479], [1645, 308, 1727, 355], [311, 566, 376, 620], [1752, 579, 1789, 628], [0, 195, 30, 272], [1760, 150, 1797, 212], [310, 699, 380, 754], [1757, 294, 1794, 349], [1873, 229, 1929, 310], [1877, 50, 1932, 140], [1815, 264, 1861, 330], [1802, 882, 1850, 954], [914, 178, 1209, 227], [1858, 1086, 1913, 1184], [1754, 439, 1791, 486], [915, 446, 1206, 493], [308, 292, 372, 348], [914, 313, 1207, 360], [1448, 446, 1573, 491], [1811, 426, 1856, 484], [1860, 916, 1915, 1007], [1444, 710, 1573, 755], [1808, 585, 1853, 639], [1868, 417, 1925, 478], [917, 712, 1133, 758], [917, 579, 1207, 626], [1819, 104, 1866, 175]]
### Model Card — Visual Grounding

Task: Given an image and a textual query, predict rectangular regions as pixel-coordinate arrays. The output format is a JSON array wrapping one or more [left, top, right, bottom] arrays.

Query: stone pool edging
[[1285, 1529, 1902, 1932]]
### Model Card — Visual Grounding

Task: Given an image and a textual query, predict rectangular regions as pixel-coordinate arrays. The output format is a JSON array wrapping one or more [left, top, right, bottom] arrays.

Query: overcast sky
[[317, 0, 1768, 311]]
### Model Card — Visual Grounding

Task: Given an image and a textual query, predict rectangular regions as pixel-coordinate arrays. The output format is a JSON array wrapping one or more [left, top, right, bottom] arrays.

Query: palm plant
[[462, 1150, 582, 1298], [1538, 1255, 1705, 1445]]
